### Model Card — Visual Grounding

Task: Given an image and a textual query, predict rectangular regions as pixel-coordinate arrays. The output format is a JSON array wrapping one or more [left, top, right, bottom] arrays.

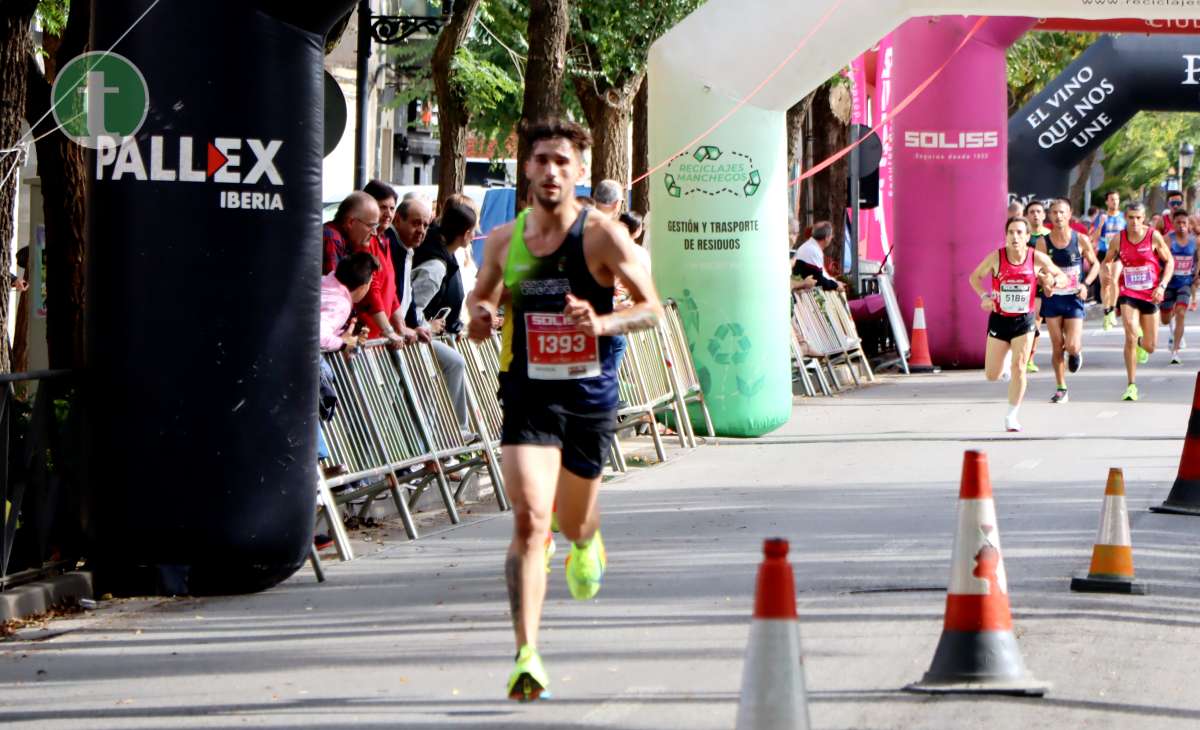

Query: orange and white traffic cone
[[1071, 468, 1146, 594], [1151, 372, 1200, 515], [735, 538, 810, 730], [908, 296, 938, 373], [905, 451, 1049, 696]]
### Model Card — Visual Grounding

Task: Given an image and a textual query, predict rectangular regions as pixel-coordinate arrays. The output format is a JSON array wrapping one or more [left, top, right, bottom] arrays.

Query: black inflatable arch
[[1009, 34, 1200, 202], [86, 0, 355, 594]]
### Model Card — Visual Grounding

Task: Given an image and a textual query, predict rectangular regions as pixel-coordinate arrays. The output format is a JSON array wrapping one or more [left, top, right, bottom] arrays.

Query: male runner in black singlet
[[467, 119, 663, 701]]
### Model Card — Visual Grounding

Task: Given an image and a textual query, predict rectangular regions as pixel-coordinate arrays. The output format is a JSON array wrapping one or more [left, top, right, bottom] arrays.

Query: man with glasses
[[323, 191, 379, 274], [324, 189, 409, 348], [1162, 190, 1186, 221]]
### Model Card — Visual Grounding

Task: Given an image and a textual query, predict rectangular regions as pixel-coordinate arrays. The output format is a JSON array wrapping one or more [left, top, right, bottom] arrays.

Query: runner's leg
[[1047, 316, 1066, 388], [501, 444, 560, 652], [1121, 303, 1140, 385], [984, 336, 1011, 382], [1064, 316, 1084, 361], [554, 470, 602, 546], [1140, 309, 1159, 354], [1008, 331, 1034, 407], [1174, 305, 1187, 353]]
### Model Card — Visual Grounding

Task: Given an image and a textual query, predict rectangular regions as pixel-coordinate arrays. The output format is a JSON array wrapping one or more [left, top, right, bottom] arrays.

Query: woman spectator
[[411, 194, 478, 335]]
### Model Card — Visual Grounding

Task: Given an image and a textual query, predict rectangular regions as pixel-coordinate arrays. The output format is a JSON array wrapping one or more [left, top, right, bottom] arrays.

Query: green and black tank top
[[499, 207, 617, 409]]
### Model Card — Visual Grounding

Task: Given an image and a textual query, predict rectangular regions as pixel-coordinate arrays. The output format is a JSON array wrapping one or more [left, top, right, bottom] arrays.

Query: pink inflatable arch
[[891, 17, 1035, 367]]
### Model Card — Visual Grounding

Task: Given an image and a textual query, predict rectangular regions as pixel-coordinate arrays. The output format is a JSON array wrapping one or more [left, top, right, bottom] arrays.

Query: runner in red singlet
[[969, 216, 1068, 432], [1102, 201, 1174, 401]]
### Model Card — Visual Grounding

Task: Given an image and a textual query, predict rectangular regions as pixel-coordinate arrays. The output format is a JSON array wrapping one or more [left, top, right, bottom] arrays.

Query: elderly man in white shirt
[[791, 220, 844, 292]]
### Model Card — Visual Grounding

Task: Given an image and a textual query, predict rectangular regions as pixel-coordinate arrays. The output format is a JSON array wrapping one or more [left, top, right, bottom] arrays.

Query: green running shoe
[[1136, 345, 1149, 364], [1025, 360, 1040, 373], [507, 645, 550, 702], [1103, 311, 1116, 331], [565, 530, 606, 601], [549, 509, 559, 534], [1122, 383, 1139, 402]]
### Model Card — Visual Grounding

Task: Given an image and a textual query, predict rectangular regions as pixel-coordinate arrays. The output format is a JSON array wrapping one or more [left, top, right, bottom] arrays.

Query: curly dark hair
[[520, 117, 592, 154]]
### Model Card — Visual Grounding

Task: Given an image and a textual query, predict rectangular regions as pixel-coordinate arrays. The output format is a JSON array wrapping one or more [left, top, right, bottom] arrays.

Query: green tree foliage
[[1098, 112, 1200, 203], [386, 0, 526, 151], [1006, 31, 1096, 116], [567, 0, 703, 90], [36, 0, 68, 36]]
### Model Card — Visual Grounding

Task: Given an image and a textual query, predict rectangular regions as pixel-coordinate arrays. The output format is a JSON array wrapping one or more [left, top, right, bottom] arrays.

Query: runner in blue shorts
[[1037, 199, 1100, 403], [1161, 208, 1198, 365]]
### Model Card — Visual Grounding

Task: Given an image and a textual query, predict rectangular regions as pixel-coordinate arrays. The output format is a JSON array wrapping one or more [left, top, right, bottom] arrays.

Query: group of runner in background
[[973, 190, 1195, 432]]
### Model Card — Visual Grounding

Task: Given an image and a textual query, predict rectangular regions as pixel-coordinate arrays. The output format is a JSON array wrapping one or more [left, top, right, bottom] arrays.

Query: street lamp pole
[[1180, 141, 1195, 209]]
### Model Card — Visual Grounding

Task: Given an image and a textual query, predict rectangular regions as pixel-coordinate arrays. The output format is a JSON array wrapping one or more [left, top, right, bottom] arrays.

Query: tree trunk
[[809, 83, 849, 276], [0, 2, 36, 373], [432, 0, 482, 209], [573, 70, 642, 192], [1069, 147, 1100, 214], [630, 77, 649, 215], [786, 93, 813, 224], [24, 1, 89, 370], [516, 0, 569, 208]]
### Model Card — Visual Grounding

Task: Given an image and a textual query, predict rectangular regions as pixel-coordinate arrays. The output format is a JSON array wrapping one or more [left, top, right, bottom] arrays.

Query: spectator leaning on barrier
[[316, 252, 380, 463], [792, 220, 844, 292], [357, 180, 416, 348], [323, 191, 379, 276], [412, 194, 477, 335], [394, 196, 475, 439], [593, 179, 624, 219]]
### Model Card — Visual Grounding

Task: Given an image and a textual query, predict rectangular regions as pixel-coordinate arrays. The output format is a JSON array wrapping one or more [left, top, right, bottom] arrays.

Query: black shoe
[[1067, 352, 1082, 373]]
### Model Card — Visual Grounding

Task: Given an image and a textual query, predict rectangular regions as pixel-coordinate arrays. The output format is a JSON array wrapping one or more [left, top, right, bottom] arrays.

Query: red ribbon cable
[[628, 0, 850, 189], [790, 16, 990, 187]]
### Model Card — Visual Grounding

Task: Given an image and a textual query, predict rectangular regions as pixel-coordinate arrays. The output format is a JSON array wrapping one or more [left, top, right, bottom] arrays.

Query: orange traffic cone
[[1071, 468, 1146, 594], [735, 538, 810, 730], [1151, 372, 1200, 515], [905, 451, 1049, 696], [908, 296, 938, 372]]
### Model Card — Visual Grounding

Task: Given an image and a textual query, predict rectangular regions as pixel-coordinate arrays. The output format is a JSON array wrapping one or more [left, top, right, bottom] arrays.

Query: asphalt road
[[3, 318, 1200, 729]]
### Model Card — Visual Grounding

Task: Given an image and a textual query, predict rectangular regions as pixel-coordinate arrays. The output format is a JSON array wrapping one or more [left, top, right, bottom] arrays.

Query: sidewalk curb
[[0, 571, 94, 622]]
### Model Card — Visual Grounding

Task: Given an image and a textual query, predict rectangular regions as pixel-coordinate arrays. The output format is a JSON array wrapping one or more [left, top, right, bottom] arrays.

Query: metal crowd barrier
[[790, 291, 875, 394], [610, 302, 714, 472], [0, 370, 81, 593], [661, 300, 716, 443], [315, 310, 715, 569], [315, 339, 508, 563]]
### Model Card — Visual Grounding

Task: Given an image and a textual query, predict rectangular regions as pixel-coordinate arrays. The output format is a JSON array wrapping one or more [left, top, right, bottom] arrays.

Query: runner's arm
[[1153, 232, 1175, 290], [1102, 242, 1120, 265], [581, 222, 663, 336], [465, 226, 511, 340], [968, 251, 999, 311], [1033, 250, 1069, 290], [1079, 233, 1101, 286]]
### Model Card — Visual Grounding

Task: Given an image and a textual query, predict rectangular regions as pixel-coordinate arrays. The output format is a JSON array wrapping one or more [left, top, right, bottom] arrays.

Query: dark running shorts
[[1118, 295, 1158, 316], [987, 311, 1037, 342], [1041, 293, 1086, 320], [499, 383, 617, 480], [1161, 286, 1192, 311]]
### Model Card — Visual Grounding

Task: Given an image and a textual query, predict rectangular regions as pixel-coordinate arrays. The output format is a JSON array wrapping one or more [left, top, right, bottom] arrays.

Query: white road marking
[[1098, 411, 1118, 419], [1014, 459, 1042, 471], [1066, 432, 1087, 438]]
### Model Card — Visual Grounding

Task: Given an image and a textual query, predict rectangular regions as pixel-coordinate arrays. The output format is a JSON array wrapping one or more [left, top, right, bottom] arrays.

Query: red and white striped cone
[[905, 451, 1049, 696], [908, 296, 938, 372], [1151, 372, 1200, 515], [735, 538, 810, 730]]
